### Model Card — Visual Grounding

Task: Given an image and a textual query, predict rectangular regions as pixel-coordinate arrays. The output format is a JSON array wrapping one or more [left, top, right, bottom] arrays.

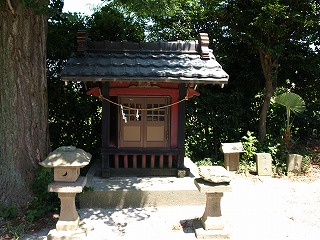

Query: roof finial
[[198, 33, 210, 60], [77, 30, 87, 55]]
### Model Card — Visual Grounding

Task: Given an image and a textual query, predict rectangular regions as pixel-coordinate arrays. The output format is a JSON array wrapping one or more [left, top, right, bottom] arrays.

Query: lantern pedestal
[[193, 178, 232, 239], [47, 176, 87, 239]]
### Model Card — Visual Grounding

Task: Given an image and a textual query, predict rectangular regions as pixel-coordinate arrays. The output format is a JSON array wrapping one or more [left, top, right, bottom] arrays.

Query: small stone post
[[220, 142, 244, 171], [255, 153, 272, 176], [193, 166, 232, 239], [287, 154, 303, 174]]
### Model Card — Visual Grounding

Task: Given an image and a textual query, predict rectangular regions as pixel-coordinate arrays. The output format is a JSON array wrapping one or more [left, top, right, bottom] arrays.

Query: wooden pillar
[[101, 83, 110, 176], [114, 154, 119, 169], [168, 154, 173, 168], [151, 155, 155, 168], [142, 154, 146, 168], [159, 154, 164, 168], [133, 154, 137, 168], [177, 83, 186, 169], [124, 154, 128, 168]]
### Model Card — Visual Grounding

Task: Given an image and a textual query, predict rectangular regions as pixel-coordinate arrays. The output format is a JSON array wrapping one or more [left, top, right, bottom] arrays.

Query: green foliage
[[185, 85, 251, 162], [48, 83, 102, 159], [301, 154, 312, 173], [25, 168, 59, 222], [146, 1, 207, 41], [86, 2, 146, 42], [195, 157, 223, 167], [274, 92, 306, 151], [238, 160, 256, 174], [47, 11, 95, 159], [196, 158, 213, 166], [238, 131, 258, 174], [241, 131, 258, 162], [294, 142, 319, 173], [0, 203, 17, 219], [273, 159, 287, 176], [117, 0, 192, 17], [201, 0, 320, 141], [257, 135, 285, 159], [0, 220, 28, 240], [274, 92, 306, 114], [274, 92, 306, 129], [81, 186, 94, 194], [207, 0, 319, 56]]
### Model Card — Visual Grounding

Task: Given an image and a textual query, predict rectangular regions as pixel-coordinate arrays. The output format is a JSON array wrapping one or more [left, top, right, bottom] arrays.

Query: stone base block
[[201, 216, 226, 230], [224, 153, 240, 171], [193, 220, 230, 239], [56, 217, 79, 231], [177, 169, 187, 178], [47, 227, 87, 240]]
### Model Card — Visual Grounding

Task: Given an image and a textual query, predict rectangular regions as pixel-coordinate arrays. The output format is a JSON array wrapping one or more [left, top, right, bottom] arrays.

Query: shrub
[[195, 157, 223, 167], [25, 168, 59, 222], [241, 131, 258, 162], [0, 203, 17, 219]]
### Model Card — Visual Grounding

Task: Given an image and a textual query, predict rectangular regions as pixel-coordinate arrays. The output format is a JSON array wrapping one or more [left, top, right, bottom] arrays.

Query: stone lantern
[[39, 146, 91, 239], [193, 166, 232, 239]]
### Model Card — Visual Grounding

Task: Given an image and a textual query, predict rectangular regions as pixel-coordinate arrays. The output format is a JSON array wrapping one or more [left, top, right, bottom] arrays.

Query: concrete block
[[255, 153, 272, 176], [193, 219, 230, 239], [287, 154, 303, 173]]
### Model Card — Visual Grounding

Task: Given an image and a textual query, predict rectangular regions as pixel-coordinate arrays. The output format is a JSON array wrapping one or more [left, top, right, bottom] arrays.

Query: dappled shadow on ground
[[79, 207, 157, 236], [88, 176, 178, 191]]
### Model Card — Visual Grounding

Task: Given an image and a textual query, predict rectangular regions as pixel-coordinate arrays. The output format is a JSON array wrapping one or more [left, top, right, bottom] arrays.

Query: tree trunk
[[258, 49, 278, 142], [258, 79, 274, 141], [0, 0, 48, 208], [204, 123, 214, 158]]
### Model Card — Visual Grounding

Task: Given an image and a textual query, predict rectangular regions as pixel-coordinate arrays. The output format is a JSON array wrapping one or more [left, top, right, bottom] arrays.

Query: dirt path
[[20, 170, 320, 240], [224, 173, 320, 240]]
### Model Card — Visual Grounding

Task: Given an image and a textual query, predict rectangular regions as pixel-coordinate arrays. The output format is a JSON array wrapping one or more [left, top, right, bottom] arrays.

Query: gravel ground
[[21, 171, 320, 240]]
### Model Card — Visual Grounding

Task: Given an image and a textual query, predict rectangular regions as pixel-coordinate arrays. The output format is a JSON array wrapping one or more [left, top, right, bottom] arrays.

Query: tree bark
[[258, 48, 278, 142], [258, 79, 274, 142], [0, 0, 48, 208]]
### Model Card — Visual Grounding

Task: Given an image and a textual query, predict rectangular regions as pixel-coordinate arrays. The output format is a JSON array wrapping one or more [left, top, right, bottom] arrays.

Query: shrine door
[[118, 96, 170, 148]]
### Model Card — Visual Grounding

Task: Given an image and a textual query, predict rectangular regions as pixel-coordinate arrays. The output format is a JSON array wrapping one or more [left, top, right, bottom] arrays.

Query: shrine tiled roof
[[61, 31, 229, 85]]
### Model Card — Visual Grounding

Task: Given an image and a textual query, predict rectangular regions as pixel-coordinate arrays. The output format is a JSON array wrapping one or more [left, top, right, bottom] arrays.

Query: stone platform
[[79, 158, 206, 208]]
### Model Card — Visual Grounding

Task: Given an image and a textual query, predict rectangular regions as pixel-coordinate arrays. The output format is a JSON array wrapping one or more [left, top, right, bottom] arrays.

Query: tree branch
[[7, 0, 15, 16]]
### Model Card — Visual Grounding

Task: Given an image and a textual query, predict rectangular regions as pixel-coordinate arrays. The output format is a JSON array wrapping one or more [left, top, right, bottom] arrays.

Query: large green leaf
[[274, 92, 306, 114]]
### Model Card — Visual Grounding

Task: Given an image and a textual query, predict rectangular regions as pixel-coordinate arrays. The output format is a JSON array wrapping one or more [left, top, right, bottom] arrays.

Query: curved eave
[[61, 75, 229, 85]]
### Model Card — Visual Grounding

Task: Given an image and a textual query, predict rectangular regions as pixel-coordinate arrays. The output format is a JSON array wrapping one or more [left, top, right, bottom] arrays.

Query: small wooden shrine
[[61, 30, 229, 177]]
